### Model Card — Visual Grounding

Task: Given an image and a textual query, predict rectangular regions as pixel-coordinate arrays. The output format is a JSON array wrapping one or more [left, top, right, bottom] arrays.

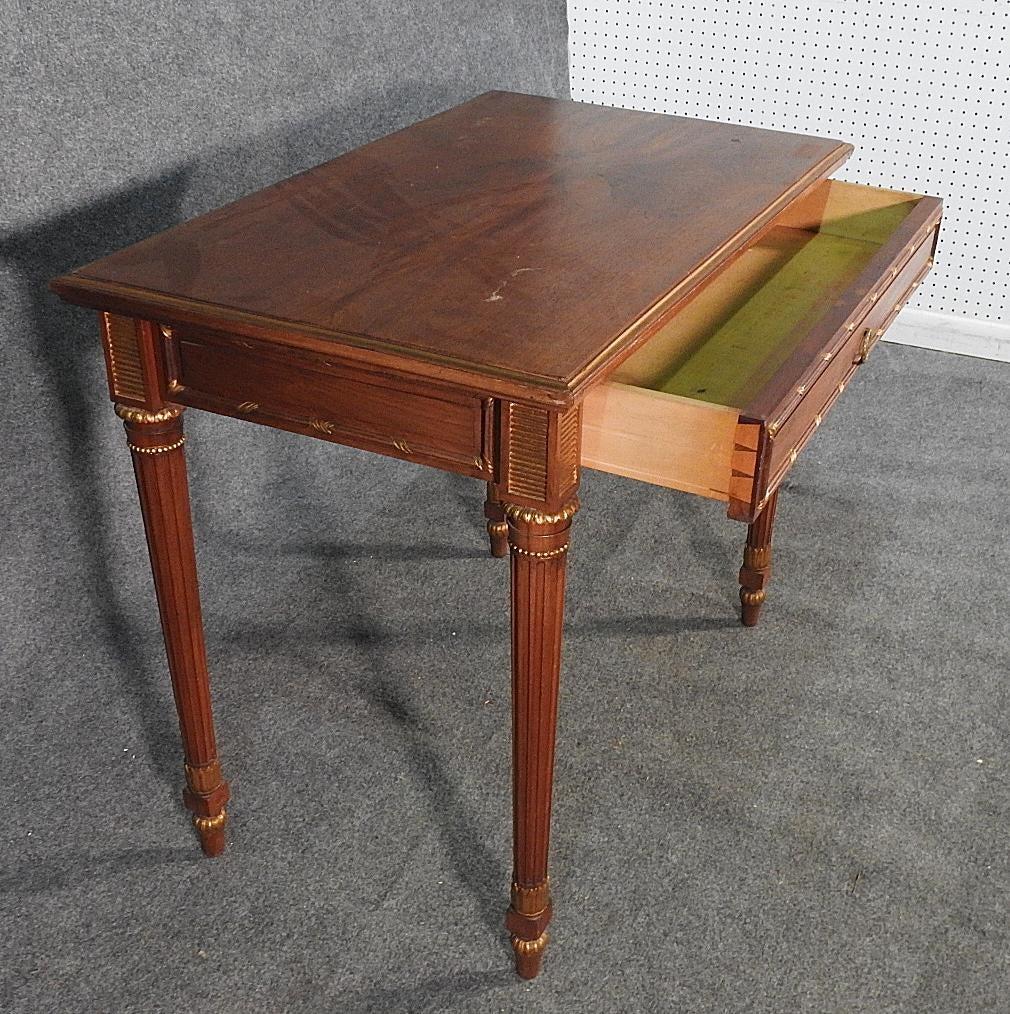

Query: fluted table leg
[[503, 498, 577, 978], [739, 489, 780, 627], [484, 482, 509, 558], [118, 403, 230, 856]]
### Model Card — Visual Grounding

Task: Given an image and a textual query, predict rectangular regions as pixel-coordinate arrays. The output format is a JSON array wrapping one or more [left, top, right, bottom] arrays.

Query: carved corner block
[[98, 312, 174, 410], [494, 400, 581, 511]]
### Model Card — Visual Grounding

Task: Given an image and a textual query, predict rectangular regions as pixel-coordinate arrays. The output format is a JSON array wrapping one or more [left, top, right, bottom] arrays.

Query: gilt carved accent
[[193, 810, 227, 834], [127, 436, 187, 455], [512, 877, 551, 915], [743, 544, 771, 570], [115, 403, 182, 425], [511, 932, 549, 973], [510, 544, 569, 559], [503, 498, 580, 527]]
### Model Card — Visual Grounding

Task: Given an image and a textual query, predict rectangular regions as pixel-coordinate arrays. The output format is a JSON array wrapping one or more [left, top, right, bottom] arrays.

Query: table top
[[53, 91, 852, 402]]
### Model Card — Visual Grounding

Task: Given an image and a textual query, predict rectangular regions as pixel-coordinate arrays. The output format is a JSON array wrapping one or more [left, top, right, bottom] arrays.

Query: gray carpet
[[2, 340, 1008, 1012]]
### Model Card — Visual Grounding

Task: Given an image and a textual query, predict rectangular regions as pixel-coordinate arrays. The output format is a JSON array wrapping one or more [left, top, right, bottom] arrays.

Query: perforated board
[[569, 1, 1009, 323]]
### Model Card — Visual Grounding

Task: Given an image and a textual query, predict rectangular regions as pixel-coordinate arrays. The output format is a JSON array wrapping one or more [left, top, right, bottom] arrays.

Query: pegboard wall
[[569, 1, 1010, 350]]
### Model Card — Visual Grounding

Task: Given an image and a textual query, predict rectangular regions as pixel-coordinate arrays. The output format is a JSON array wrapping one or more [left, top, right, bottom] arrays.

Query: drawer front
[[764, 225, 936, 491], [173, 327, 493, 477]]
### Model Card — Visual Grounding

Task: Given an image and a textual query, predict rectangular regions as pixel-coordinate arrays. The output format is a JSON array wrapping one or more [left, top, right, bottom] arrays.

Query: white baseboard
[[884, 308, 1010, 363]]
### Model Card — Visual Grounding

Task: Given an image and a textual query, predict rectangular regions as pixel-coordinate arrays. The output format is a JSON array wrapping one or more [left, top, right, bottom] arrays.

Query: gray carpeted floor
[[3, 341, 1009, 1013]]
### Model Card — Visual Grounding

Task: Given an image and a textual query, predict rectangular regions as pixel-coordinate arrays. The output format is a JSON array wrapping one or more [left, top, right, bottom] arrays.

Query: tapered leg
[[117, 404, 229, 856], [739, 490, 779, 627], [503, 499, 577, 979], [484, 483, 509, 558]]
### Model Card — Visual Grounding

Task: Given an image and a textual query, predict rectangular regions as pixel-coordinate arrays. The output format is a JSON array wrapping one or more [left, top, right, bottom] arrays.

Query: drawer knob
[[855, 327, 884, 365]]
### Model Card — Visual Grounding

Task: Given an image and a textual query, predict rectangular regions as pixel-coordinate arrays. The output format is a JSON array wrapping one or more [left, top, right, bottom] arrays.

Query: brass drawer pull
[[855, 327, 884, 364]]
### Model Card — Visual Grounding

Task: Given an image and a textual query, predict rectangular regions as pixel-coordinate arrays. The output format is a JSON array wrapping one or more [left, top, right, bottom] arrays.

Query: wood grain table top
[[53, 91, 852, 403]]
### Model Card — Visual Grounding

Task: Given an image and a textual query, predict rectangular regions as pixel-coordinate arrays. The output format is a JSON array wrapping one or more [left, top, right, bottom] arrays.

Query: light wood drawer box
[[581, 179, 942, 522]]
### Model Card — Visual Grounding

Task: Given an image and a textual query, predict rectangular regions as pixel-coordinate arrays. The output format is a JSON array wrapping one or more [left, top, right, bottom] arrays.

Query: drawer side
[[581, 384, 741, 500]]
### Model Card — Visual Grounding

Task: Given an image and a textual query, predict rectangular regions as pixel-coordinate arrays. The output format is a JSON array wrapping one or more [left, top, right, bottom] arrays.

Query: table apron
[[170, 326, 495, 479]]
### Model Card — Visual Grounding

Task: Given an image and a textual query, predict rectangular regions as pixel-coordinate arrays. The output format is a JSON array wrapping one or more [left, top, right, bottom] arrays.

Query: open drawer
[[581, 179, 942, 522]]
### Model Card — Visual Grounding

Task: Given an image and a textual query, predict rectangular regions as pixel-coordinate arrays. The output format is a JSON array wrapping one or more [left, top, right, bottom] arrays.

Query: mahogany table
[[52, 92, 941, 979]]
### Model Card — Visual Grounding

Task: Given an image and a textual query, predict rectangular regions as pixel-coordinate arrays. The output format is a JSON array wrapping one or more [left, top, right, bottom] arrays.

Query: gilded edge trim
[[511, 933, 548, 958], [193, 810, 227, 833], [115, 403, 182, 424], [127, 436, 186, 455], [743, 545, 771, 570], [510, 544, 569, 559], [511, 879, 551, 916], [503, 498, 579, 527]]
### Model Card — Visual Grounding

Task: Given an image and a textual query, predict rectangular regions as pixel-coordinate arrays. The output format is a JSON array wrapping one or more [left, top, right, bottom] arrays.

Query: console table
[[51, 92, 941, 979]]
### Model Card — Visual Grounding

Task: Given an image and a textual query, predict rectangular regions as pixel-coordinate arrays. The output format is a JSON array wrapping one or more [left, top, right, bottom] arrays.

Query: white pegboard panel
[[569, 1, 1010, 325]]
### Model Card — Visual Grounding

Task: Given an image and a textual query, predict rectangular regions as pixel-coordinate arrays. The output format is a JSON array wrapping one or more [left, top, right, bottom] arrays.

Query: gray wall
[[2, 2, 567, 667]]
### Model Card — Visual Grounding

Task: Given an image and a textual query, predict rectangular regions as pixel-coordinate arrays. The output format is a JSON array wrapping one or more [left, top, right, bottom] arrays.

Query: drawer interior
[[609, 179, 926, 411], [582, 178, 936, 512]]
